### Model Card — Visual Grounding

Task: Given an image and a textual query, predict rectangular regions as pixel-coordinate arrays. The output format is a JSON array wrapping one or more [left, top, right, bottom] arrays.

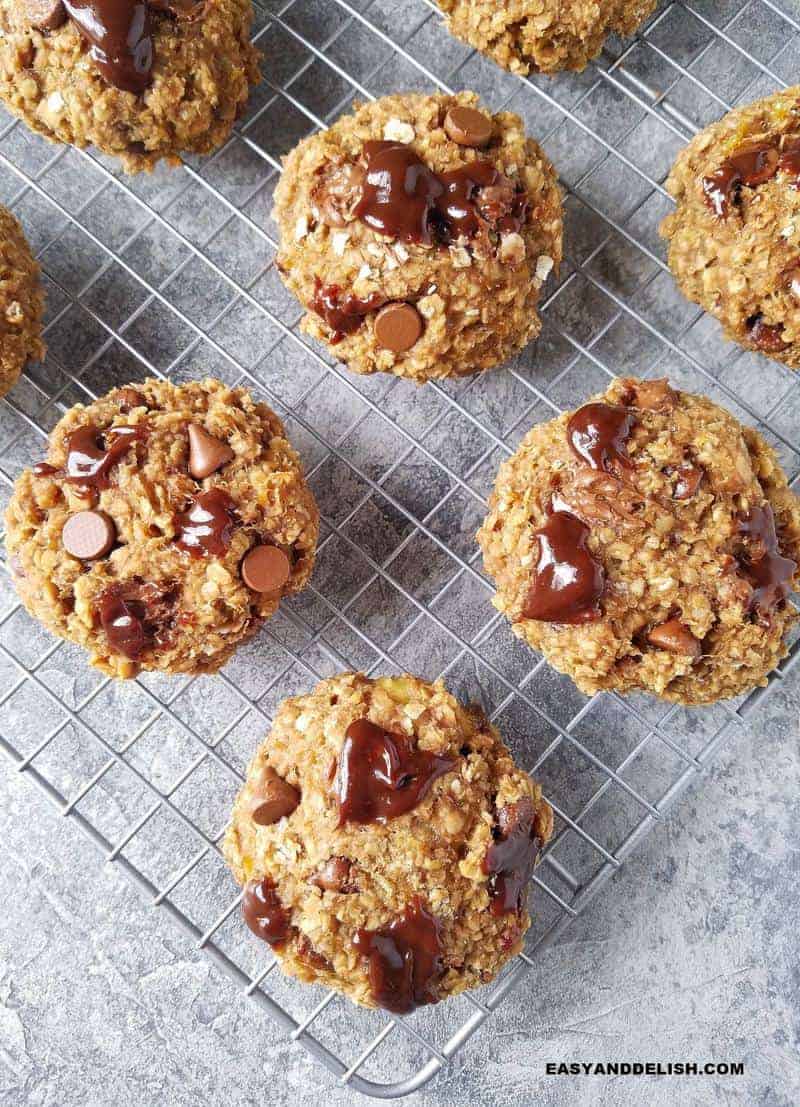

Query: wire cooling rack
[[1, 0, 799, 1097]]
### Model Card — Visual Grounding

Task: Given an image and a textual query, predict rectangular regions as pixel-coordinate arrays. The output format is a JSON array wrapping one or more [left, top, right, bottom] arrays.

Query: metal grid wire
[[1, 0, 799, 1096]]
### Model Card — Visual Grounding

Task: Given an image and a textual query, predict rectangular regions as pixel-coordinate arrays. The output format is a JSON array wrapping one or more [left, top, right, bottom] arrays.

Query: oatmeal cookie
[[661, 86, 800, 369], [434, 0, 656, 75], [273, 91, 562, 383], [0, 1, 261, 173], [224, 672, 554, 1012], [0, 204, 44, 398], [477, 377, 800, 704], [5, 377, 318, 677]]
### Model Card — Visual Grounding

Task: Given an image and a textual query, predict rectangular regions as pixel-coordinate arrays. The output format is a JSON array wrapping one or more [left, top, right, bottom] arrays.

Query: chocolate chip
[[62, 510, 116, 560], [747, 314, 789, 353], [249, 767, 300, 826], [116, 387, 148, 413], [241, 545, 291, 593], [187, 424, 234, 479], [22, 0, 66, 31], [309, 856, 355, 893], [312, 160, 366, 227], [242, 878, 291, 945], [444, 105, 493, 148], [373, 302, 423, 353], [672, 463, 704, 501], [647, 618, 702, 658]]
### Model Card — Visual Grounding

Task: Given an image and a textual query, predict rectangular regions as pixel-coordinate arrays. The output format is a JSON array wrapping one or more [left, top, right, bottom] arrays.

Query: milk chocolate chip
[[312, 161, 367, 227], [647, 618, 702, 657], [444, 105, 493, 148], [241, 545, 291, 593], [187, 424, 234, 479], [249, 767, 300, 826], [309, 856, 356, 893], [373, 302, 423, 353], [62, 510, 116, 560]]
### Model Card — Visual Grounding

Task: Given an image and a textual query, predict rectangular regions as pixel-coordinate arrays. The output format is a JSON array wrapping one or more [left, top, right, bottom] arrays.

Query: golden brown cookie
[[0, 1, 261, 173], [477, 377, 800, 704], [0, 204, 45, 398], [223, 672, 554, 1012], [434, 0, 656, 75], [5, 378, 318, 677], [661, 86, 800, 369], [273, 92, 562, 383]]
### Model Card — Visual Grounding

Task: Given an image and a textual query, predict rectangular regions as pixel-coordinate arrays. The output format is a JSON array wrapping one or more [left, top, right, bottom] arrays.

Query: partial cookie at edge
[[0, 204, 44, 398]]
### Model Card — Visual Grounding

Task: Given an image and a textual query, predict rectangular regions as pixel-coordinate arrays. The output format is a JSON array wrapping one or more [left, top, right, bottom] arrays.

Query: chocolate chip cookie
[[224, 672, 554, 1012], [5, 378, 318, 677], [0, 204, 45, 398], [0, 1, 261, 172], [477, 377, 800, 704], [434, 0, 656, 75], [661, 86, 800, 369], [273, 92, 562, 383]]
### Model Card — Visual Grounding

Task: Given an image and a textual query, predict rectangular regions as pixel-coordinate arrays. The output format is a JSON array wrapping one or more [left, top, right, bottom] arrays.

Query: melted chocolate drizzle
[[98, 589, 148, 659], [483, 797, 542, 916], [352, 899, 443, 1014], [97, 580, 179, 659], [309, 280, 386, 343], [737, 504, 796, 620], [522, 506, 605, 625], [63, 1, 155, 93], [64, 424, 143, 493], [33, 462, 58, 478], [242, 878, 292, 946], [566, 402, 634, 472], [702, 135, 800, 219], [702, 143, 778, 218], [175, 488, 237, 557], [353, 141, 527, 247], [335, 718, 455, 826]]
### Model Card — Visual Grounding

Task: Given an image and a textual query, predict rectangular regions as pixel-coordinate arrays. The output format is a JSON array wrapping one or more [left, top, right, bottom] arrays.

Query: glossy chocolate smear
[[484, 797, 542, 915], [57, 1, 201, 93], [175, 488, 237, 557], [98, 589, 148, 658], [97, 580, 178, 658], [353, 141, 526, 246], [778, 138, 800, 186], [64, 424, 143, 493], [335, 717, 455, 826], [567, 402, 634, 472], [242, 877, 291, 946], [737, 504, 796, 620], [522, 508, 605, 624], [309, 279, 386, 343], [62, 1, 155, 93], [355, 141, 443, 244], [702, 143, 779, 219], [352, 899, 443, 1014]]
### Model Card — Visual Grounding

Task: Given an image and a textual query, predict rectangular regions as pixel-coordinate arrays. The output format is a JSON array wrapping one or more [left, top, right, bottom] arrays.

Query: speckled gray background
[[1, 0, 799, 1103]]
